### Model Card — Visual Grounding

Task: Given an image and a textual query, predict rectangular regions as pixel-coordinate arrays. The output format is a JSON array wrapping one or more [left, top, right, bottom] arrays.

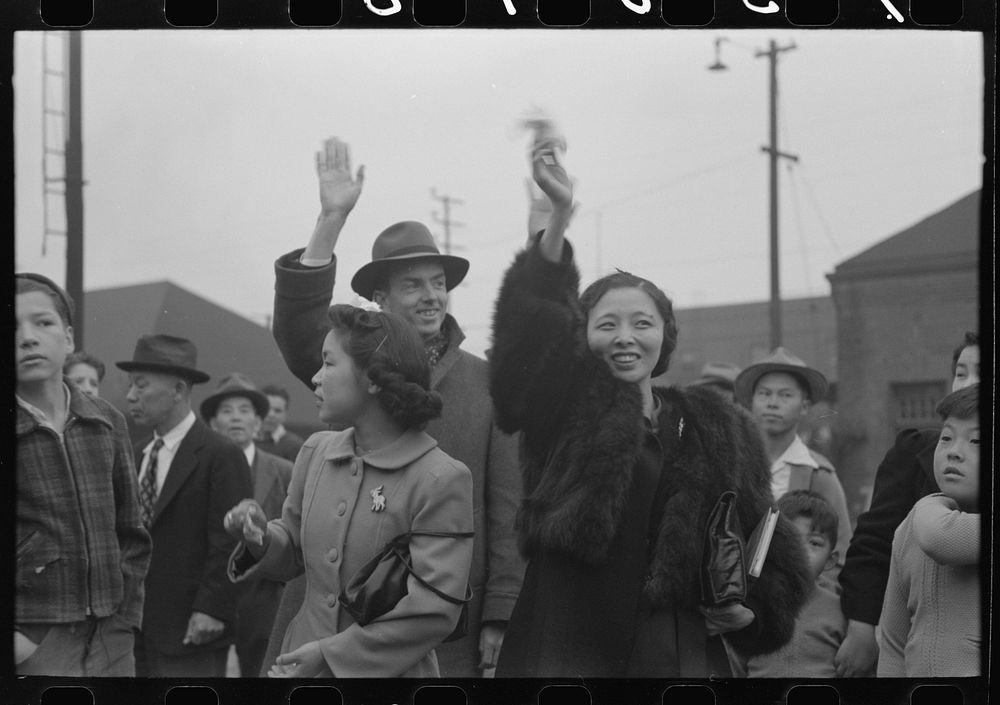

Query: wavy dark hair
[[578, 270, 678, 377], [326, 304, 442, 429]]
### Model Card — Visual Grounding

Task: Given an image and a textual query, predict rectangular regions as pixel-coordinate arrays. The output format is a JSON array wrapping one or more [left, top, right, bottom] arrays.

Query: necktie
[[139, 438, 164, 527]]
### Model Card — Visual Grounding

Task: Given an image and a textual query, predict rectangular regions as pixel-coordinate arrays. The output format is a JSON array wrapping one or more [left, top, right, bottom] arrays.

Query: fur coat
[[490, 240, 811, 657]]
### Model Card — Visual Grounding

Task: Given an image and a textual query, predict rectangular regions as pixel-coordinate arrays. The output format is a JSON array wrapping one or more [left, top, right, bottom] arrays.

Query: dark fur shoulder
[[644, 385, 810, 652], [490, 245, 582, 439], [727, 514, 812, 656], [517, 354, 644, 564], [644, 385, 776, 606]]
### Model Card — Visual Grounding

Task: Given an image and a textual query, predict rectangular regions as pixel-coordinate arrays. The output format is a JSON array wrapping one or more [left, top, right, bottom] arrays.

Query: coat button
[[327, 594, 338, 608], [327, 548, 339, 562], [337, 502, 347, 516]]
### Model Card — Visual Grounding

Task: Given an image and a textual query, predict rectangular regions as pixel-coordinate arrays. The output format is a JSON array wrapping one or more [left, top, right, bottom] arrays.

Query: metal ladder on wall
[[42, 31, 68, 257]]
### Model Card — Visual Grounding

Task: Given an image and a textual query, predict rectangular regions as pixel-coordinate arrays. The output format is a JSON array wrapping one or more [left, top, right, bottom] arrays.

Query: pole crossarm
[[754, 41, 797, 59], [760, 145, 799, 162]]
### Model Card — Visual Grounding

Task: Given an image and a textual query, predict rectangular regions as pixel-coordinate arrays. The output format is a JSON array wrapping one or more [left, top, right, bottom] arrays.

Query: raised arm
[[910, 493, 979, 565], [490, 119, 582, 439], [272, 137, 364, 389], [523, 118, 574, 263], [303, 136, 365, 262]]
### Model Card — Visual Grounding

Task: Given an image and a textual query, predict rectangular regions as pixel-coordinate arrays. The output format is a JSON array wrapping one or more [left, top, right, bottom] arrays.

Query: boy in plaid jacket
[[15, 273, 151, 676]]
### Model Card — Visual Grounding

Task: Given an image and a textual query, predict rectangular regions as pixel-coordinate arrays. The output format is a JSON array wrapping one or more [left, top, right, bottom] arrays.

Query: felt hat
[[116, 334, 210, 384], [689, 361, 742, 391], [199, 372, 270, 421], [350, 221, 470, 301], [734, 347, 828, 408]]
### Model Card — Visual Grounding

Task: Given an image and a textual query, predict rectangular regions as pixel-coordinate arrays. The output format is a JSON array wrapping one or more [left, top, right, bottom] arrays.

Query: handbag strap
[[390, 530, 475, 605]]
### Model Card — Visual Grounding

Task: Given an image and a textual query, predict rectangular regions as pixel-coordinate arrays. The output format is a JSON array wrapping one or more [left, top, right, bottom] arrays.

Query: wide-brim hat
[[734, 347, 828, 408], [689, 361, 742, 391], [350, 221, 470, 301], [200, 372, 270, 421], [116, 334, 210, 384]]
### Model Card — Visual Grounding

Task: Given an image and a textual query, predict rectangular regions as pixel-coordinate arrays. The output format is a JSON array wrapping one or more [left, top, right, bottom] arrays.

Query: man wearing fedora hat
[[262, 136, 523, 677], [201, 372, 293, 678], [735, 347, 852, 583], [118, 334, 253, 677]]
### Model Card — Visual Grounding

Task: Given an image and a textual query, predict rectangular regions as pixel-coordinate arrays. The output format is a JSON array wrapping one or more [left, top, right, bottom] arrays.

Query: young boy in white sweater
[[877, 384, 980, 676]]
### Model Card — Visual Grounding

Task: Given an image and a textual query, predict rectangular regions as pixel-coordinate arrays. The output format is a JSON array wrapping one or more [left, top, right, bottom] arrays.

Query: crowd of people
[[14, 120, 983, 679]]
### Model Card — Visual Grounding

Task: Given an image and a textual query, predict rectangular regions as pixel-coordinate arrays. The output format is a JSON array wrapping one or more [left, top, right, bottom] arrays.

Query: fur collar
[[518, 368, 775, 608]]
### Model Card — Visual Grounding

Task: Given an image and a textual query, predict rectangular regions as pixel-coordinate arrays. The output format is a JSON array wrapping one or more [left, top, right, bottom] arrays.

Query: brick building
[[826, 189, 980, 518]]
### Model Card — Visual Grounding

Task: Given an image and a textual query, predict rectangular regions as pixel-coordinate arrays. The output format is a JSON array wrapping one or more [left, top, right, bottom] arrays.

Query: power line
[[794, 166, 843, 258], [584, 151, 758, 213], [787, 160, 813, 297]]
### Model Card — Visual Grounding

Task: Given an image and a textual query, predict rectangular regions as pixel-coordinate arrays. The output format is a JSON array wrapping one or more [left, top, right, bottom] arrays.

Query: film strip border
[[5, 0, 989, 30], [3, 677, 987, 705], [1, 2, 994, 705]]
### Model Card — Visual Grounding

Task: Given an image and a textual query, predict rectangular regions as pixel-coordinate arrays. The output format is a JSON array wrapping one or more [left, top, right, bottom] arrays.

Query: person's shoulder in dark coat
[[839, 427, 940, 625]]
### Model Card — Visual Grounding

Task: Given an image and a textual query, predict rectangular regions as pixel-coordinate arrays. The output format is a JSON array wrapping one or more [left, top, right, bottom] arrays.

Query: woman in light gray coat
[[225, 305, 473, 677]]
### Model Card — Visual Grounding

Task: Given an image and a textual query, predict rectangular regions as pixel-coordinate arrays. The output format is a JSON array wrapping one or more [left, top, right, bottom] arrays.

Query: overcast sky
[[14, 29, 983, 357]]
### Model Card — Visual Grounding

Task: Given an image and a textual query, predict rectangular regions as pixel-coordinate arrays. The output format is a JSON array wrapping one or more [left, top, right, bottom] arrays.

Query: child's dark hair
[[64, 351, 106, 382], [936, 383, 978, 421], [950, 331, 978, 376], [776, 490, 839, 549], [579, 270, 678, 377], [16, 273, 75, 327], [327, 304, 442, 429]]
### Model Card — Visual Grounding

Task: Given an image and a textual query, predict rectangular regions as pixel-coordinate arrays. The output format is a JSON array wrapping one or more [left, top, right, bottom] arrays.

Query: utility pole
[[65, 31, 85, 346], [431, 188, 464, 256], [756, 39, 797, 350]]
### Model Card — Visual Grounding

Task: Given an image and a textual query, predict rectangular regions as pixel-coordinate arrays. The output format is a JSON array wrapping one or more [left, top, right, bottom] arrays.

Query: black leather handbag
[[700, 491, 748, 606], [339, 530, 474, 643]]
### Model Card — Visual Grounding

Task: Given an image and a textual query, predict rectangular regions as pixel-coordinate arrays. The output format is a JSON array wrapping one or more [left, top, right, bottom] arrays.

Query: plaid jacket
[[16, 383, 152, 628]]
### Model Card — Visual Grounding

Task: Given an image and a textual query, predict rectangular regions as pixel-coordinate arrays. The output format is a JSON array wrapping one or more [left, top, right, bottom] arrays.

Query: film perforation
[[3, 2, 992, 705], [23, 0, 979, 29]]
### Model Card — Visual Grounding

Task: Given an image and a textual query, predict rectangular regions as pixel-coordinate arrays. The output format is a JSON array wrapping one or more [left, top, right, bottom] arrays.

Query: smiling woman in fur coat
[[489, 123, 812, 678]]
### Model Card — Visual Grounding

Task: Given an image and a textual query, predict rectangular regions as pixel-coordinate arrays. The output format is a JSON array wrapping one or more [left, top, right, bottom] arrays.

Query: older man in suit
[[201, 372, 293, 678], [118, 335, 252, 677]]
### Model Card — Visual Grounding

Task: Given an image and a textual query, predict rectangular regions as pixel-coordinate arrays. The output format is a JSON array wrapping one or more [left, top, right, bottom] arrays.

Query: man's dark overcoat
[[135, 419, 252, 660]]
